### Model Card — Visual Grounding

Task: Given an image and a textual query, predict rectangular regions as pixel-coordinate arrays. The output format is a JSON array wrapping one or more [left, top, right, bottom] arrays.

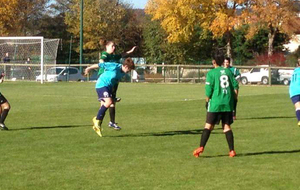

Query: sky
[[124, 0, 148, 9]]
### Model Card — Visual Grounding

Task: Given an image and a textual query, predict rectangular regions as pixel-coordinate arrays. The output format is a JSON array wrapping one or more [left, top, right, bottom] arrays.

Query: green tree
[[65, 0, 126, 51], [142, 16, 166, 63], [65, 0, 143, 61]]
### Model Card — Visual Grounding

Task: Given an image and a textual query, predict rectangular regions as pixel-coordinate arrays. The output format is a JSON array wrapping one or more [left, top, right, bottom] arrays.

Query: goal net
[[0, 37, 60, 83]]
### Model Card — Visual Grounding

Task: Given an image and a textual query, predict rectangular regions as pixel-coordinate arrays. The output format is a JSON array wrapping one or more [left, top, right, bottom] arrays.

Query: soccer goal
[[0, 37, 60, 83]]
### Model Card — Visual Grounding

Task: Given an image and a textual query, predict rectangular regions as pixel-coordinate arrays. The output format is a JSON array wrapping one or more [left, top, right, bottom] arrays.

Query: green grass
[[0, 82, 299, 190]]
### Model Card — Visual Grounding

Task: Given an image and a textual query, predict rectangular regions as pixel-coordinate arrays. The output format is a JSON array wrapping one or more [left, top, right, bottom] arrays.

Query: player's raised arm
[[84, 64, 99, 76], [126, 46, 137, 54]]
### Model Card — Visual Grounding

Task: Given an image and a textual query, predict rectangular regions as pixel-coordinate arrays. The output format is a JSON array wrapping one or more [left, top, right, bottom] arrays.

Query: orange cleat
[[229, 150, 236, 157], [193, 147, 204, 158]]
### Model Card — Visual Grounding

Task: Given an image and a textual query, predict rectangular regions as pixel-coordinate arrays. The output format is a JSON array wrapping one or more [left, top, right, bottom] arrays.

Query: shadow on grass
[[237, 116, 294, 120], [201, 149, 300, 158], [239, 149, 300, 157], [111, 128, 224, 138], [9, 124, 90, 131]]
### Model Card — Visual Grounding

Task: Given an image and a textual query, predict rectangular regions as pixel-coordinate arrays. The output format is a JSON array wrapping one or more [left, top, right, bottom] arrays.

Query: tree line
[[1, 0, 300, 65]]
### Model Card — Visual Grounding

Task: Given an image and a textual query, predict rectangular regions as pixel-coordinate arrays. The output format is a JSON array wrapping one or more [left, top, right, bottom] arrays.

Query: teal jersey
[[205, 67, 239, 112], [98, 52, 122, 75], [289, 67, 300, 98], [96, 62, 125, 90], [228, 66, 240, 78]]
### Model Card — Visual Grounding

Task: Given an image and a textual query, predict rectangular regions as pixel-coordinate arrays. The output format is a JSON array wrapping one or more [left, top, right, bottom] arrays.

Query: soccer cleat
[[0, 123, 8, 130], [115, 97, 121, 102], [93, 125, 102, 137], [298, 121, 300, 127], [193, 147, 204, 158], [229, 150, 236, 157], [92, 117, 102, 137], [108, 121, 121, 130]]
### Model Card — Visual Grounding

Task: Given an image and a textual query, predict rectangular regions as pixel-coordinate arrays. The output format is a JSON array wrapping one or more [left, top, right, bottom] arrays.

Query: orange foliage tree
[[0, 0, 50, 36], [145, 0, 249, 58], [242, 0, 300, 56], [0, 0, 20, 36]]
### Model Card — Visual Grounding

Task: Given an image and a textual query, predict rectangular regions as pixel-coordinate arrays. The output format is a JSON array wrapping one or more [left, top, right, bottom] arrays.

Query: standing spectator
[[132, 69, 139, 82], [289, 58, 300, 127], [3, 53, 11, 79], [25, 57, 32, 80], [3, 53, 10, 63], [25, 57, 31, 64]]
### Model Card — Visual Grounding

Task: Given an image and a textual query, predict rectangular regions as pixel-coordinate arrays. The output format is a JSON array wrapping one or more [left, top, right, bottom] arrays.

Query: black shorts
[[0, 93, 8, 104], [206, 112, 233, 125]]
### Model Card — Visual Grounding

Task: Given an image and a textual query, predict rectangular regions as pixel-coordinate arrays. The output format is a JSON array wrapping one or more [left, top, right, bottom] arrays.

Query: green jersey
[[98, 51, 122, 75], [205, 67, 239, 112], [228, 66, 240, 78]]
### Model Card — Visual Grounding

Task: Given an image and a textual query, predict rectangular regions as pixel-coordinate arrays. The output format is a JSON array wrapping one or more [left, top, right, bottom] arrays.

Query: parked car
[[36, 67, 84, 82], [10, 66, 33, 80], [278, 69, 293, 85], [240, 66, 280, 85]]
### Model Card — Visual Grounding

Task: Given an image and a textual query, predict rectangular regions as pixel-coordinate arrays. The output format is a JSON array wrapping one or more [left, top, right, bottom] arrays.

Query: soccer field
[[0, 82, 299, 190]]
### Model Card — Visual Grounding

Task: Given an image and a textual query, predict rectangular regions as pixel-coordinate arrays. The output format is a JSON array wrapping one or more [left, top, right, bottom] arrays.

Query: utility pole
[[80, 0, 83, 72]]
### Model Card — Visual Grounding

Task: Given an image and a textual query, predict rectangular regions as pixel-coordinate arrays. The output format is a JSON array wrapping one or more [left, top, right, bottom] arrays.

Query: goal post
[[0, 37, 60, 83]]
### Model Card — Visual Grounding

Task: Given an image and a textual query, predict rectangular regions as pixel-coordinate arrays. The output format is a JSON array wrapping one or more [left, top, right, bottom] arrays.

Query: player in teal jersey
[[98, 39, 137, 130], [289, 58, 300, 127], [224, 57, 240, 120], [84, 58, 135, 137], [0, 73, 10, 131], [193, 52, 239, 158]]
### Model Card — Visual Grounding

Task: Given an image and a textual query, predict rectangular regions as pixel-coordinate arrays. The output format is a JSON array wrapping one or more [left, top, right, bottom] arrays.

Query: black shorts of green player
[[0, 93, 10, 130], [206, 112, 233, 126], [0, 93, 8, 104]]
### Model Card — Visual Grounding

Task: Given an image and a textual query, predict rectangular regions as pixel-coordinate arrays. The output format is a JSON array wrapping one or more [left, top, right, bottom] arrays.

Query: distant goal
[[0, 37, 60, 83]]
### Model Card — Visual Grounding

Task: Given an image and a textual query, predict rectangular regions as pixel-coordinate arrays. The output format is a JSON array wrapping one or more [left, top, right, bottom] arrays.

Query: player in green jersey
[[224, 57, 240, 120], [98, 39, 137, 75], [193, 52, 239, 158], [98, 39, 137, 130]]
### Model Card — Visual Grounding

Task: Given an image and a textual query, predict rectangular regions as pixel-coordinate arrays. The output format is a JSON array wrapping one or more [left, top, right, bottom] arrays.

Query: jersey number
[[292, 73, 297, 83], [220, 75, 229, 88]]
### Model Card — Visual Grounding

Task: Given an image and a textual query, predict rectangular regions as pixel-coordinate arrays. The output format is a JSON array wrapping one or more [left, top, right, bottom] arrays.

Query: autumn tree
[[0, 0, 50, 36], [145, 0, 249, 59], [0, 0, 19, 36], [243, 0, 300, 57], [145, 0, 211, 43]]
